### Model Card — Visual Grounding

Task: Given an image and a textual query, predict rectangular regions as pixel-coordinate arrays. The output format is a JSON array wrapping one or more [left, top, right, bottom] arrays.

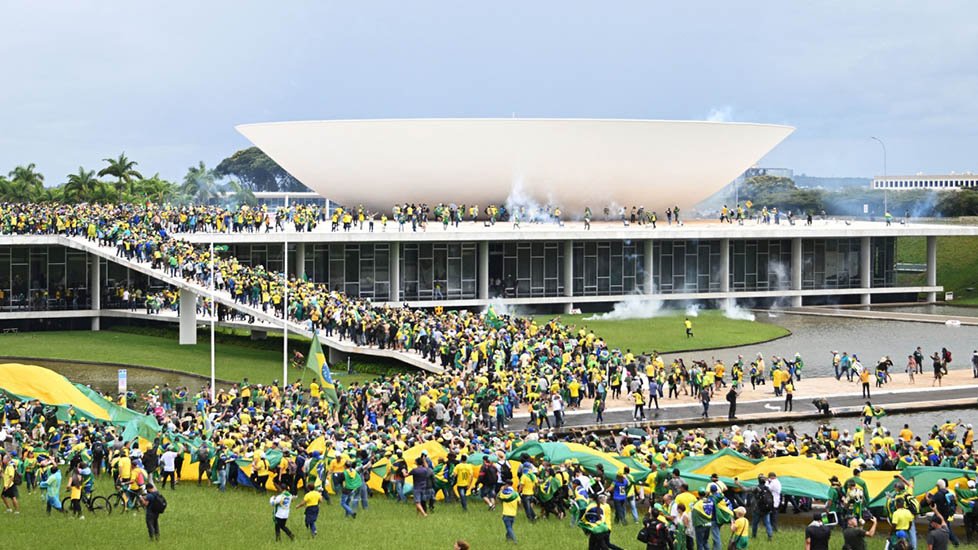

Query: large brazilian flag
[[506, 441, 651, 483], [305, 333, 338, 408]]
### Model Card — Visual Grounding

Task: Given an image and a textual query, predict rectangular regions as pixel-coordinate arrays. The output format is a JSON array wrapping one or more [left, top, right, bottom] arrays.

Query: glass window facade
[[573, 241, 642, 296], [401, 243, 477, 300], [652, 240, 720, 294], [488, 242, 565, 298], [871, 237, 896, 288], [801, 238, 861, 289], [0, 246, 92, 310], [729, 239, 792, 291], [229, 243, 284, 274]]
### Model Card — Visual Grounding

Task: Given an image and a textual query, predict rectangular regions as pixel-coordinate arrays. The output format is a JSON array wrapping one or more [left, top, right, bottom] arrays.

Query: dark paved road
[[538, 385, 978, 430]]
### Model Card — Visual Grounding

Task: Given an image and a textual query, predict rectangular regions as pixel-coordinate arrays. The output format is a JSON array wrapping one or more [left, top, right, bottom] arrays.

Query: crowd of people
[[2, 382, 976, 548], [2, 200, 977, 548]]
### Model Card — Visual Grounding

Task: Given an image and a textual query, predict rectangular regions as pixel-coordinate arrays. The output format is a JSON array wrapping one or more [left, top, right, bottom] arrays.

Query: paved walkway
[[512, 369, 978, 428], [785, 306, 978, 326]]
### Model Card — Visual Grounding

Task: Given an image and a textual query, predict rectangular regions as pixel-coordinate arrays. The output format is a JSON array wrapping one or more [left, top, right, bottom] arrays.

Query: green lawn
[[0, 327, 405, 387], [534, 310, 789, 353], [898, 235, 978, 304], [1, 477, 902, 550]]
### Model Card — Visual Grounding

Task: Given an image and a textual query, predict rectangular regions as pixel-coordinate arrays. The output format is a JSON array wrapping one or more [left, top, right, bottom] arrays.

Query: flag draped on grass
[[305, 333, 338, 408]]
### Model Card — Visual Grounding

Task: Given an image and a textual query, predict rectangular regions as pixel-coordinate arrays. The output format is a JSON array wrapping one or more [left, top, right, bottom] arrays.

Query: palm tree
[[97, 153, 143, 200], [224, 179, 257, 207], [133, 173, 177, 203], [64, 167, 100, 202], [6, 163, 45, 201], [181, 161, 220, 204]]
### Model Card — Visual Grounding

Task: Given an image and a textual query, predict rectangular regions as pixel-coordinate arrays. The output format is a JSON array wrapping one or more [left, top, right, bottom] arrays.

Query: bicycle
[[61, 492, 113, 516], [107, 488, 144, 513]]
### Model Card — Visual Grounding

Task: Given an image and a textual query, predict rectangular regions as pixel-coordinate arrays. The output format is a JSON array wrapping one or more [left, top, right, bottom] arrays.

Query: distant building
[[872, 174, 978, 190], [251, 191, 327, 207], [743, 167, 793, 179]]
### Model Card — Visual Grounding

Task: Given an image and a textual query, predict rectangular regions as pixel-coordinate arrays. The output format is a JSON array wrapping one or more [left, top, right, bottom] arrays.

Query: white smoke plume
[[505, 174, 561, 222], [722, 300, 756, 321], [685, 303, 701, 317], [585, 297, 665, 321], [706, 106, 734, 122]]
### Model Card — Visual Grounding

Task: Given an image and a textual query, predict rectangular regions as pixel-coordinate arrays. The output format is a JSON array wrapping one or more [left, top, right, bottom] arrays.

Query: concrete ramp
[[57, 236, 443, 374]]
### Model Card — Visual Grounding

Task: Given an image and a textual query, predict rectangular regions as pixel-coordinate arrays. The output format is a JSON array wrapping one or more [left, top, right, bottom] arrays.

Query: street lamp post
[[870, 136, 887, 215]]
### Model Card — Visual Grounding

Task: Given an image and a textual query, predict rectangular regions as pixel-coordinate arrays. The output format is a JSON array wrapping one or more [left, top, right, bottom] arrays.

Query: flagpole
[[210, 239, 215, 400], [283, 239, 288, 388]]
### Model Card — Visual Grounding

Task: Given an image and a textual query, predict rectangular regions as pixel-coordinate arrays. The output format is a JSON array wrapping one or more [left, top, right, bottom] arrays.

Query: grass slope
[[533, 310, 789, 353], [898, 235, 978, 304], [1, 478, 901, 550], [0, 327, 405, 386]]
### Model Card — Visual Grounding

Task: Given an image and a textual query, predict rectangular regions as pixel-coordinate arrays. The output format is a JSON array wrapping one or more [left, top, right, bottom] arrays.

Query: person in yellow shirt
[[309, 381, 321, 400], [731, 506, 749, 549], [1, 454, 19, 513], [295, 487, 323, 537], [453, 456, 475, 511], [568, 379, 581, 408], [517, 468, 538, 522], [498, 481, 521, 542], [127, 459, 147, 509], [783, 380, 794, 411]]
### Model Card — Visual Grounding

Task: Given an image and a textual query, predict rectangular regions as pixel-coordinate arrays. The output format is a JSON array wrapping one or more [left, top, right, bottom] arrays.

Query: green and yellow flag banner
[[305, 333, 338, 408], [670, 451, 976, 506]]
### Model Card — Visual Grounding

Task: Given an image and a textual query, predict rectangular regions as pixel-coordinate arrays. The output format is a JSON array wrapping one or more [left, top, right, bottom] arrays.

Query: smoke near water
[[585, 298, 665, 320], [722, 301, 756, 321]]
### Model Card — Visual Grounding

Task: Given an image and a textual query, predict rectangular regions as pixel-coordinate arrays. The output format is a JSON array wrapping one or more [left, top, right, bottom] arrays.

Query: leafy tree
[[181, 161, 220, 204], [98, 153, 143, 199], [214, 146, 307, 192], [64, 167, 100, 202], [937, 187, 978, 217], [224, 179, 257, 207], [133, 173, 177, 203], [3, 163, 46, 201]]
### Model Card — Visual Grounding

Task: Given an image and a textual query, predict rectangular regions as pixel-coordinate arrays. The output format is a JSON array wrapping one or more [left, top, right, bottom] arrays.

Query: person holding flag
[[303, 333, 339, 414]]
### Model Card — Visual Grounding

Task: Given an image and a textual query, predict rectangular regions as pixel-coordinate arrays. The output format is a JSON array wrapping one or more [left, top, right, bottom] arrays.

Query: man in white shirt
[[160, 446, 179, 490], [767, 472, 782, 531], [270, 490, 295, 541], [551, 394, 564, 428]]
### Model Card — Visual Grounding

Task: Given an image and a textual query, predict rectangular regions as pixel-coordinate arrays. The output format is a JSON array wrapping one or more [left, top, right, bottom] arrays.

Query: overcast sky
[[2, 1, 976, 186]]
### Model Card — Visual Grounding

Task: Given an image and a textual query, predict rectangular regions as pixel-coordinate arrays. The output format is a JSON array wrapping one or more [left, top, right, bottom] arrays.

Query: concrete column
[[562, 240, 573, 313], [390, 242, 400, 303], [791, 237, 802, 307], [295, 242, 306, 281], [478, 241, 489, 301], [926, 236, 938, 302], [643, 239, 654, 294], [860, 236, 872, 305], [712, 238, 730, 310], [179, 288, 198, 345], [90, 254, 101, 331], [719, 239, 730, 292]]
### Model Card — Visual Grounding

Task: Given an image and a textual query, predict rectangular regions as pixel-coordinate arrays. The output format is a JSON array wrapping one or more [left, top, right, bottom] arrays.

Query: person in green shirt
[[340, 460, 362, 519]]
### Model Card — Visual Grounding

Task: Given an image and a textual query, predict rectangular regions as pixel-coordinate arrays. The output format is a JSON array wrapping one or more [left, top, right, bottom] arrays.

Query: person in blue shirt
[[612, 473, 630, 525], [38, 463, 64, 515]]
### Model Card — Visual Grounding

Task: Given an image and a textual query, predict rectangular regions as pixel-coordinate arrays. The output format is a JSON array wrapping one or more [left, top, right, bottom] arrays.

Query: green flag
[[305, 333, 338, 408]]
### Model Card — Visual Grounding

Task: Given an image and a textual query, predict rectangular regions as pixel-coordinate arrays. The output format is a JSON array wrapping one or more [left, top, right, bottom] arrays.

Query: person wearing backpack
[[637, 513, 674, 550], [139, 483, 165, 541], [749, 475, 774, 541], [196, 442, 211, 486]]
